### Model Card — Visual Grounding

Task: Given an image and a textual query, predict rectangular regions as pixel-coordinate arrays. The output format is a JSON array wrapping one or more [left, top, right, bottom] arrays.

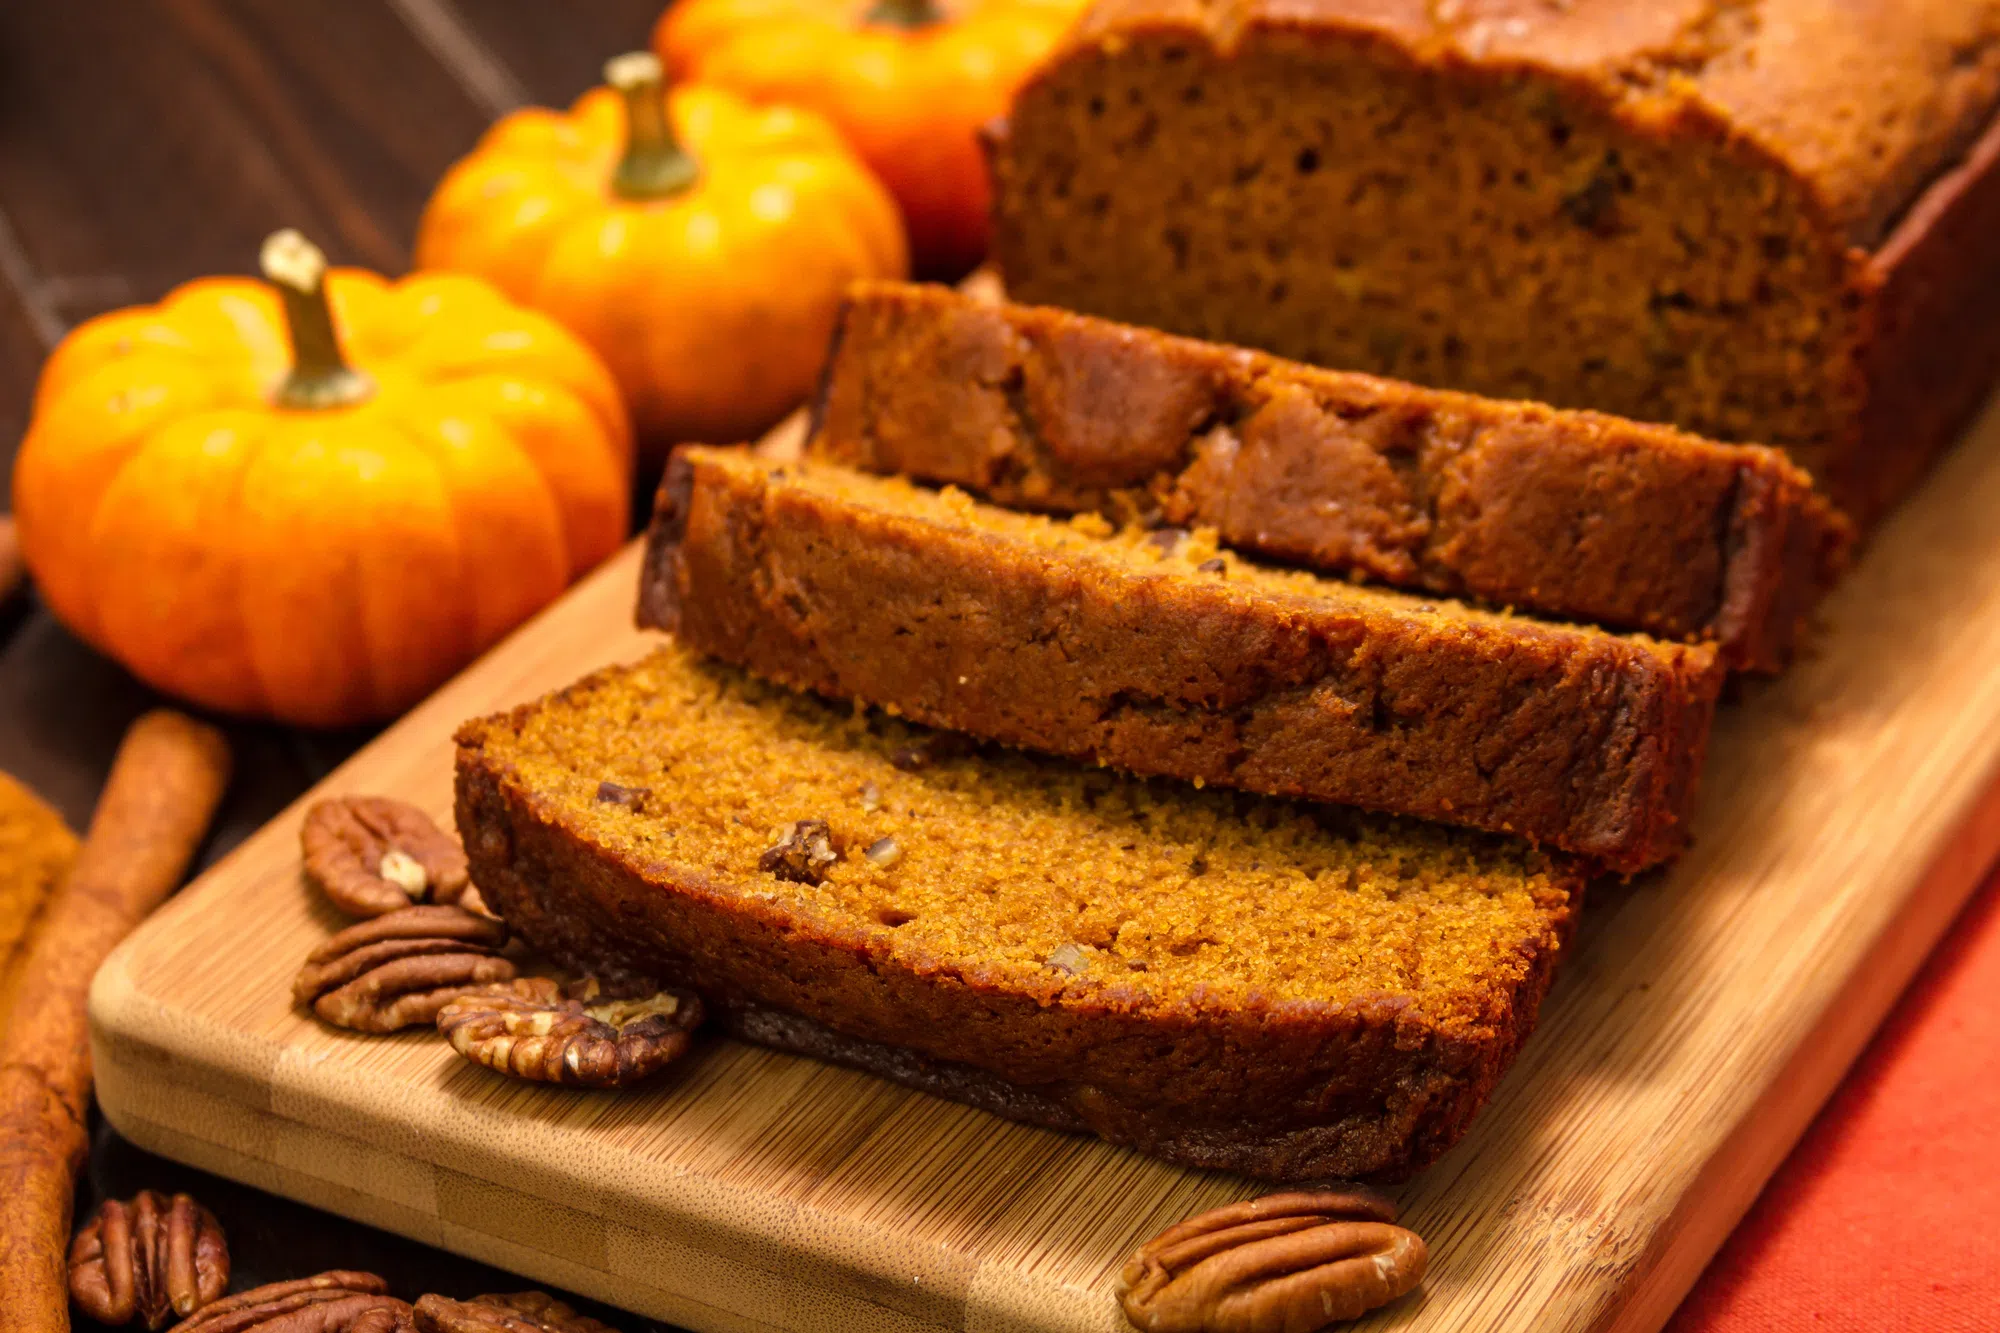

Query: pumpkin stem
[[261, 230, 374, 411], [863, 0, 944, 29], [604, 52, 700, 201]]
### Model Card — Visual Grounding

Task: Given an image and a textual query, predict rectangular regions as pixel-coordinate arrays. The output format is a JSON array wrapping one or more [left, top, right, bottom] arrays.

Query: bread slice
[[812, 281, 1851, 672], [454, 645, 1587, 1182], [639, 447, 1723, 872]]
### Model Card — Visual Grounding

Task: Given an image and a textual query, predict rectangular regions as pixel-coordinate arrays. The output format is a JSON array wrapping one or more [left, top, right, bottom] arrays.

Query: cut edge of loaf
[[809, 278, 1853, 671], [639, 446, 1723, 872]]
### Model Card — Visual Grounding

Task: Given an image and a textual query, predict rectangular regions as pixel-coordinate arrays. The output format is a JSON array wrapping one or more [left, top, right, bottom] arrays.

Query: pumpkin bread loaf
[[813, 281, 1852, 671], [639, 447, 1723, 872], [987, 0, 2000, 529], [454, 645, 1587, 1181]]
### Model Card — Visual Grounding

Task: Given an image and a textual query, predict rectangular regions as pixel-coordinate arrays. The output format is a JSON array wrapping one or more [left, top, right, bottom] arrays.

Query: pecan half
[[171, 1273, 413, 1333], [437, 979, 703, 1088], [68, 1191, 228, 1329], [413, 1292, 617, 1333], [293, 905, 514, 1033], [1117, 1189, 1426, 1332], [592, 782, 649, 813], [302, 796, 470, 917], [758, 819, 837, 884]]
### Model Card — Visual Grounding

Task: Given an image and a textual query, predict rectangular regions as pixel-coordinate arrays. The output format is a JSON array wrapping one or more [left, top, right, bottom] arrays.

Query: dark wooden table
[[0, 2, 686, 1325]]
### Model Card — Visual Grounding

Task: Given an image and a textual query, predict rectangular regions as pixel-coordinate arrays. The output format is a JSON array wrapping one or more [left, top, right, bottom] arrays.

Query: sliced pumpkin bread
[[454, 645, 1587, 1182], [811, 281, 1851, 672], [639, 447, 1723, 872]]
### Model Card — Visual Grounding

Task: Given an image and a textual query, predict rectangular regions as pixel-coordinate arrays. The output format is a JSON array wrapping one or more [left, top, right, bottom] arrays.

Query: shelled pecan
[[68, 1191, 229, 1329], [592, 782, 649, 813], [302, 796, 471, 917], [1117, 1188, 1426, 1332], [758, 818, 837, 885], [170, 1272, 413, 1333], [412, 1292, 617, 1333], [437, 979, 703, 1089], [293, 905, 515, 1033]]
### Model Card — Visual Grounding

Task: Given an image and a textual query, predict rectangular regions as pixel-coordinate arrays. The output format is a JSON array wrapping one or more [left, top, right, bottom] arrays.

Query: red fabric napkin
[[1669, 866, 2000, 1330]]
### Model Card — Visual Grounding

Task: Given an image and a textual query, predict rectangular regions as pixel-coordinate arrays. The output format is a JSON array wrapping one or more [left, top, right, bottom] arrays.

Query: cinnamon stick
[[0, 514, 23, 606], [0, 711, 230, 1333]]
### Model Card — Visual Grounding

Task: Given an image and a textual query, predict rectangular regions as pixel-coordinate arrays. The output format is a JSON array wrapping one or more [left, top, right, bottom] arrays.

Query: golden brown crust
[[1056, 0, 2000, 252], [451, 667, 1587, 1182], [813, 281, 1851, 670], [1843, 106, 2000, 525], [640, 447, 1722, 872]]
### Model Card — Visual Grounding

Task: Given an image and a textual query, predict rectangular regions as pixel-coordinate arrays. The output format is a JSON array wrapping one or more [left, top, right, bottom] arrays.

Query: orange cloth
[[1671, 866, 2000, 1330]]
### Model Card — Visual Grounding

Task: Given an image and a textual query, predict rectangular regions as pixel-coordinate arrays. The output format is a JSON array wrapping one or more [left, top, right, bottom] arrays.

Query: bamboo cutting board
[[91, 395, 2000, 1333]]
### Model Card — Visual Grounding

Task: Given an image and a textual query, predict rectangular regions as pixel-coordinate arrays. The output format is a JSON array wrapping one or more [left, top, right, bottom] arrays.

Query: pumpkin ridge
[[92, 410, 270, 714], [233, 419, 380, 725], [387, 403, 567, 650], [17, 362, 240, 650], [220, 414, 276, 721], [417, 373, 621, 580], [371, 411, 480, 720]]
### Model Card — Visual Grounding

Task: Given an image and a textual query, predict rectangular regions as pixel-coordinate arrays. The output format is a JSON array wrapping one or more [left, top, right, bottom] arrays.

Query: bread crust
[[640, 448, 1722, 872], [1843, 105, 2000, 526], [1048, 0, 2000, 250], [454, 693, 1585, 1182], [988, 1, 2000, 529], [813, 281, 1851, 671]]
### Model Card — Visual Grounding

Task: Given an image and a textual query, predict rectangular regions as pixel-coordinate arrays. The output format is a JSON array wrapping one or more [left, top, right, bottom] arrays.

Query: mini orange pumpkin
[[415, 53, 906, 456], [655, 0, 1086, 277], [12, 231, 632, 728]]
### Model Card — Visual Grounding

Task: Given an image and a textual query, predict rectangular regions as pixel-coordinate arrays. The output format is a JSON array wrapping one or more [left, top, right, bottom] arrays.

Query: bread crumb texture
[[472, 645, 1580, 1038], [773, 456, 1702, 661]]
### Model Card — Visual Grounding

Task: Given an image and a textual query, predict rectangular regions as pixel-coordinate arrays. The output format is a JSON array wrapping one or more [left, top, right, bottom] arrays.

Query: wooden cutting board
[[91, 395, 2000, 1333]]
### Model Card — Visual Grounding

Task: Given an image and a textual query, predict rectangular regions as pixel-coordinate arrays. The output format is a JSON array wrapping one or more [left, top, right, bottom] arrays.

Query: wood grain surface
[[84, 385, 2000, 1332]]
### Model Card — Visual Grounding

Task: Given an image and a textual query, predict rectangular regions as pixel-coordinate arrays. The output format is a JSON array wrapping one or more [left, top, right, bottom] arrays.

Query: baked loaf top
[[989, 0, 2000, 526], [641, 447, 1723, 871], [814, 280, 1851, 671], [455, 645, 1586, 1180], [1063, 0, 2000, 250]]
